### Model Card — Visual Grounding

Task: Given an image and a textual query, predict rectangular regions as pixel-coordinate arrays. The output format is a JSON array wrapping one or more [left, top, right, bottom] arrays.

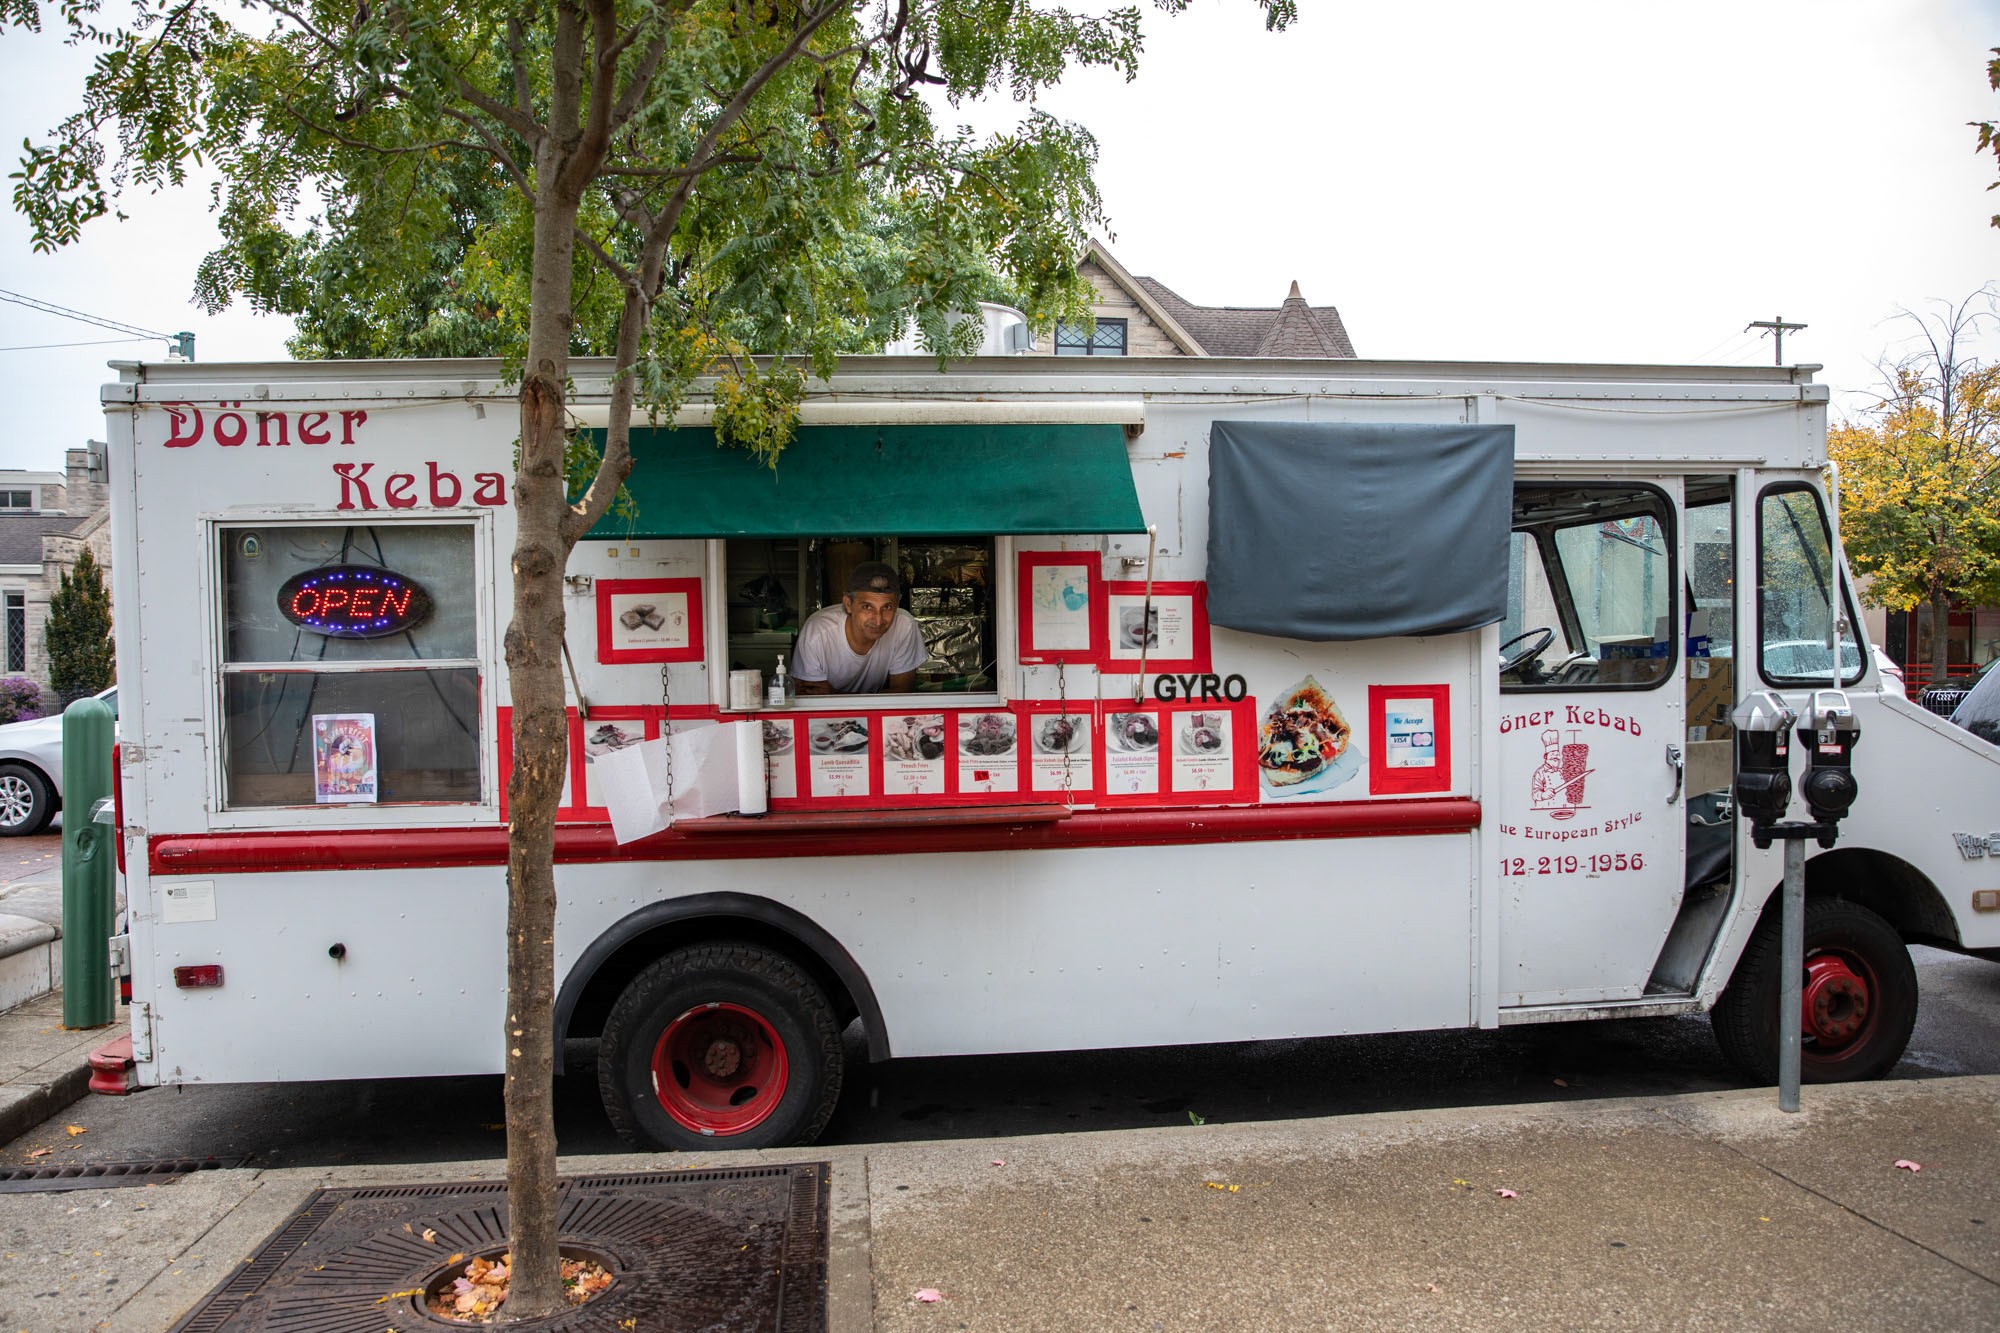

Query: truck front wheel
[[597, 942, 844, 1151], [1712, 897, 1918, 1083]]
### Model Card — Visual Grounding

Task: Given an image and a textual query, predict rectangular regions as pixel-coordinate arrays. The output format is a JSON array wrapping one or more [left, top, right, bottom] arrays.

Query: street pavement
[[1, 832, 1996, 1330], [0, 1058, 1994, 1330]]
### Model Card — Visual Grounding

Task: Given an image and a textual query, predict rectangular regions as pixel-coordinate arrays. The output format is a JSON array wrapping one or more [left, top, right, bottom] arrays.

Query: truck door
[[1496, 481, 1688, 1007]]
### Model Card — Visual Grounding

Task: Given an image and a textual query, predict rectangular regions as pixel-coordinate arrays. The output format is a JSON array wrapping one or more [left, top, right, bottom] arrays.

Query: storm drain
[[170, 1163, 830, 1332], [0, 1157, 247, 1193]]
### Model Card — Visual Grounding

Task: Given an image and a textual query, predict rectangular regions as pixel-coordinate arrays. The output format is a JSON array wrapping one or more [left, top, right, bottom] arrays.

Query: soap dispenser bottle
[[768, 654, 792, 707]]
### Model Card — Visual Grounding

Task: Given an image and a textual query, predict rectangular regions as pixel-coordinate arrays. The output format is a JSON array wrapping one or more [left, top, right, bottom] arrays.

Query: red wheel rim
[[1801, 950, 1874, 1056], [650, 1002, 789, 1136]]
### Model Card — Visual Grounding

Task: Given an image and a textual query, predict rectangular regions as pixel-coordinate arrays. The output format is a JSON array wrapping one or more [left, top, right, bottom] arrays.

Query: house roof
[[1133, 274, 1357, 358], [0, 515, 86, 566]]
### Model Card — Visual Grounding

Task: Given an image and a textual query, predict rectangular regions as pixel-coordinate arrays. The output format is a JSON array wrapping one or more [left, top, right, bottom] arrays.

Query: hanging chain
[[659, 663, 674, 812], [1056, 659, 1074, 804]]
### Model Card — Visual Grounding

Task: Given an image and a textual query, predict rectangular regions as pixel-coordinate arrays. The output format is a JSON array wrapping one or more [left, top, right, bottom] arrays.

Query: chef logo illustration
[[1529, 728, 1591, 821]]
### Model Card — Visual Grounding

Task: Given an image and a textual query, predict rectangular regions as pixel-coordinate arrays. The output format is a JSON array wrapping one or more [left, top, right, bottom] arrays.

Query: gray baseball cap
[[845, 561, 901, 596]]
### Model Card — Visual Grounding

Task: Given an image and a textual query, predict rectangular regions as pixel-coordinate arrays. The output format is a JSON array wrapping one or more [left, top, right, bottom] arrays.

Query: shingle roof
[[0, 515, 85, 566], [1133, 276, 1356, 358]]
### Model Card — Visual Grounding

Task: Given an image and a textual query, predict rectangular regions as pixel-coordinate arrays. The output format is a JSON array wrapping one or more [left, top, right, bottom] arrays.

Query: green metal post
[[61, 697, 115, 1029]]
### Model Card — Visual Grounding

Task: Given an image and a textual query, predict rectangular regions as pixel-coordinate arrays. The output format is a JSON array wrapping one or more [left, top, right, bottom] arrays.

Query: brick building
[[0, 447, 112, 698]]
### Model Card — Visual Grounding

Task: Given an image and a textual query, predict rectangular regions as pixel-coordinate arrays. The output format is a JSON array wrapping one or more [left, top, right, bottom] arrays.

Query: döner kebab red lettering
[[153, 402, 509, 510]]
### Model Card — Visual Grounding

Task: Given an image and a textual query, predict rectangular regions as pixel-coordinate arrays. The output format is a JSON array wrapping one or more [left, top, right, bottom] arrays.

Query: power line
[[0, 336, 158, 352], [0, 288, 194, 359]]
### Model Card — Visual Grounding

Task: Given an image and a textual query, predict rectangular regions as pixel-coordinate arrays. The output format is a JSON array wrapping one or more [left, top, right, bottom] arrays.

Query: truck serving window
[[1758, 485, 1862, 688], [724, 536, 995, 694], [1503, 485, 1676, 691], [217, 523, 483, 808]]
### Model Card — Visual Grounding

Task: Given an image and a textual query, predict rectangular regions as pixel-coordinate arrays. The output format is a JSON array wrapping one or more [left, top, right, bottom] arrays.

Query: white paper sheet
[[597, 721, 766, 844]]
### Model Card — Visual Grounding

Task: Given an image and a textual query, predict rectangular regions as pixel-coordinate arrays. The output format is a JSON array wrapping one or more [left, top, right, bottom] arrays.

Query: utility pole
[[1746, 316, 1807, 366]]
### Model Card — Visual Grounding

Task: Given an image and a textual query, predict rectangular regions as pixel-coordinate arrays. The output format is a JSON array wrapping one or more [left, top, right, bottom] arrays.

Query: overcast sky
[[1, 0, 1995, 472]]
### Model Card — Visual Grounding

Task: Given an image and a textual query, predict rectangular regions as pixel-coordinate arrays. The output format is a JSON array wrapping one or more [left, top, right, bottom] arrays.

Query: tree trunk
[[502, 177, 585, 1321], [1930, 588, 1953, 686]]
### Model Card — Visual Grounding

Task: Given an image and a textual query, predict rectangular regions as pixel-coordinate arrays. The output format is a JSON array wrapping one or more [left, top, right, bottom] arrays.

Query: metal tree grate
[[0, 1158, 247, 1194], [169, 1163, 831, 1332]]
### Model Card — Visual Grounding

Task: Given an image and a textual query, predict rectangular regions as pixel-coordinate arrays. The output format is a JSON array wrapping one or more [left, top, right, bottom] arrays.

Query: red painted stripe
[[147, 798, 1480, 877]]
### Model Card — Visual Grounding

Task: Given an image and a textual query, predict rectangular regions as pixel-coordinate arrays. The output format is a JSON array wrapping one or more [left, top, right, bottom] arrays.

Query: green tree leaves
[[1832, 290, 2000, 682], [45, 544, 113, 706]]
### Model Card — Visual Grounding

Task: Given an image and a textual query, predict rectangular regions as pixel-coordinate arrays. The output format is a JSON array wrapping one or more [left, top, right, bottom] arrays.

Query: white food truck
[[97, 354, 2000, 1150]]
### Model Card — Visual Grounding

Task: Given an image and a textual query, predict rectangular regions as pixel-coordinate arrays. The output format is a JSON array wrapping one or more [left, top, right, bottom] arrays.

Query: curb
[[0, 1058, 92, 1147]]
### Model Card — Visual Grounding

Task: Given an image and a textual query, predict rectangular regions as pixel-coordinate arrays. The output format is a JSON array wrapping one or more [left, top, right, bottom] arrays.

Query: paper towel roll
[[735, 721, 769, 815]]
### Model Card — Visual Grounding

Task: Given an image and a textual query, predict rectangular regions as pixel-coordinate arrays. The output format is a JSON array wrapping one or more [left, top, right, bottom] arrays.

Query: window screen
[[218, 524, 483, 808]]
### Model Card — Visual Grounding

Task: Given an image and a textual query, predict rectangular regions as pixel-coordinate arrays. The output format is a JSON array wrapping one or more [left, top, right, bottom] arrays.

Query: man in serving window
[[793, 561, 927, 694]]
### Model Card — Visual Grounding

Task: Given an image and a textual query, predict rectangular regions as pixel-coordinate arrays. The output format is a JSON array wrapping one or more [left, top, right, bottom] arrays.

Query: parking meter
[[1796, 689, 1860, 843], [1731, 691, 1798, 847]]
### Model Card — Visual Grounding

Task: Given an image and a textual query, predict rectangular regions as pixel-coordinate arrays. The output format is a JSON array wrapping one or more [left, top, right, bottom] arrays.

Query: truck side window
[[217, 523, 484, 809], [1504, 485, 1676, 691], [724, 536, 995, 693], [1758, 486, 1862, 687]]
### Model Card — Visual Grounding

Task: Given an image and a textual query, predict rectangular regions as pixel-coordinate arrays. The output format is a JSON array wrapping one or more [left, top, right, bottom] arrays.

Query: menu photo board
[[764, 708, 1007, 810], [1017, 702, 1097, 801], [1098, 697, 1257, 805], [1100, 581, 1211, 674], [1016, 550, 1103, 665]]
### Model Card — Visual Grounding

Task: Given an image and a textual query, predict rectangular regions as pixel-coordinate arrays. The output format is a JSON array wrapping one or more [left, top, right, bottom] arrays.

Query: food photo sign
[[1101, 581, 1210, 674], [595, 577, 703, 663]]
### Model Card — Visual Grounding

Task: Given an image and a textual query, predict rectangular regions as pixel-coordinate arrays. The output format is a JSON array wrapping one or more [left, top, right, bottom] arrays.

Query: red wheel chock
[[87, 1033, 136, 1096]]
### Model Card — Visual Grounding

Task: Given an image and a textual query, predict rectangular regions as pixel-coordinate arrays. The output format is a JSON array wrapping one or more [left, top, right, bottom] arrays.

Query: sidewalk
[[0, 1070, 1994, 1330]]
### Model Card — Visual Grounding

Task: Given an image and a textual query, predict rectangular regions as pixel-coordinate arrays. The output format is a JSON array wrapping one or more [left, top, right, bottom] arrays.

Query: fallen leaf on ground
[[1553, 1078, 1569, 1087], [421, 1228, 438, 1244], [1203, 1181, 1241, 1193], [1894, 1159, 1922, 1172], [913, 1288, 943, 1303], [1425, 1283, 1440, 1293], [26, 1148, 50, 1159], [375, 1288, 423, 1305], [1496, 1189, 1518, 1199], [64, 1125, 86, 1137], [991, 1159, 1004, 1167]]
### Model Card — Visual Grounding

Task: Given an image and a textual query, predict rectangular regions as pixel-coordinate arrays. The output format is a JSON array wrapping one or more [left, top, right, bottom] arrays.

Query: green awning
[[584, 423, 1145, 538]]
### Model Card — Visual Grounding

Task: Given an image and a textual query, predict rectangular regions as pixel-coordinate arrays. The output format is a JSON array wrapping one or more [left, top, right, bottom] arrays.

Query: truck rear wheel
[[1712, 897, 1918, 1083], [597, 942, 843, 1151]]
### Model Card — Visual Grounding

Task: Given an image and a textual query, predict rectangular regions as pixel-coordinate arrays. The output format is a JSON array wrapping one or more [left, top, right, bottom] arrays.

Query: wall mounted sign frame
[[1016, 550, 1103, 664], [1367, 683, 1453, 795], [1100, 580, 1211, 675], [595, 577, 703, 664]]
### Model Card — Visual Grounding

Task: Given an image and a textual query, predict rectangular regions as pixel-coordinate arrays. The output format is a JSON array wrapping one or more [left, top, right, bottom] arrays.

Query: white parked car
[[0, 686, 118, 835]]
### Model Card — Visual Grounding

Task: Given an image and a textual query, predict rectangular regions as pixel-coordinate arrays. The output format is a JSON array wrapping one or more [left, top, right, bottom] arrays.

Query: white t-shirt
[[793, 605, 928, 693]]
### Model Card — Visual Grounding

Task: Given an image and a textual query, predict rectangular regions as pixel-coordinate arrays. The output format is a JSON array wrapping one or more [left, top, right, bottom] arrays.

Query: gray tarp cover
[[1206, 421, 1514, 641]]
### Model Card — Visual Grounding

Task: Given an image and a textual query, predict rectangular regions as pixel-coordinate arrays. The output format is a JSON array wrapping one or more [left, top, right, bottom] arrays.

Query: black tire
[[0, 763, 54, 836], [1712, 896, 1918, 1083], [598, 941, 843, 1151]]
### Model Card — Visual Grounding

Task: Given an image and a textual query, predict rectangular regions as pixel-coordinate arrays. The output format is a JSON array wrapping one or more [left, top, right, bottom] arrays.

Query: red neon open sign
[[277, 565, 433, 639]]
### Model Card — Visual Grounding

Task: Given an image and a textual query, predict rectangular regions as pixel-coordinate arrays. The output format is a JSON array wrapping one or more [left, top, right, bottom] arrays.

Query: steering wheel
[[1498, 626, 1556, 675]]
